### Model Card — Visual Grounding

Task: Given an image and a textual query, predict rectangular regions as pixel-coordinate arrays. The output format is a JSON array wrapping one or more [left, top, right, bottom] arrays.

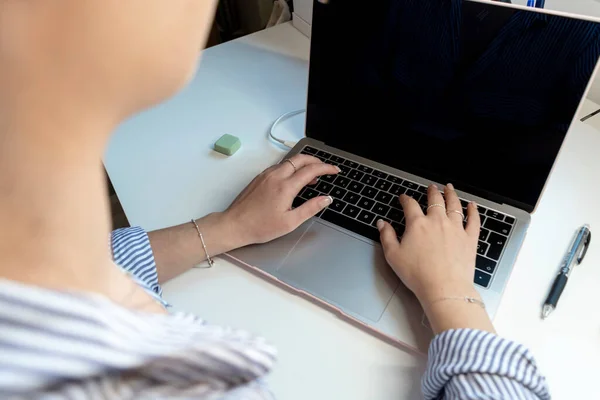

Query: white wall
[[292, 0, 600, 104], [293, 0, 313, 25]]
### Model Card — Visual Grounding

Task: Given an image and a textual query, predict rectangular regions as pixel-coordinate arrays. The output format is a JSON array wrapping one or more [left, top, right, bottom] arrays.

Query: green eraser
[[214, 134, 241, 156]]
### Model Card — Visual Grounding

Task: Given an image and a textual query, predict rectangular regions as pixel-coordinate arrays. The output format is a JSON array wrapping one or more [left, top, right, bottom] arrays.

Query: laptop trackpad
[[277, 220, 400, 322]]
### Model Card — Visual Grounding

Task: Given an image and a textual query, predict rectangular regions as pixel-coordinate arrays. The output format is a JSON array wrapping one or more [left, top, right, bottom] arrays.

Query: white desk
[[105, 22, 600, 400]]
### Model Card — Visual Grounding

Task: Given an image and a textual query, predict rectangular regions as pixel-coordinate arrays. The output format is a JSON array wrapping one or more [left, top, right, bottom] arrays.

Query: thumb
[[377, 219, 400, 254], [291, 195, 333, 224]]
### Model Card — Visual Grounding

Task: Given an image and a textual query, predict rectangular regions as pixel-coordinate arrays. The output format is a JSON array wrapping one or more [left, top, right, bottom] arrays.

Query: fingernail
[[471, 201, 478, 207], [335, 166, 342, 173], [320, 196, 333, 207], [377, 219, 385, 231], [447, 183, 454, 190]]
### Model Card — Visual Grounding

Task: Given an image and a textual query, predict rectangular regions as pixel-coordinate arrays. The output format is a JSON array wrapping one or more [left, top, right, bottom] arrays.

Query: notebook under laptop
[[229, 0, 600, 352]]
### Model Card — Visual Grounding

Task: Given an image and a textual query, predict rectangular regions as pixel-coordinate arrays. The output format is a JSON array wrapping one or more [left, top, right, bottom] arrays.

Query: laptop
[[229, 0, 600, 352]]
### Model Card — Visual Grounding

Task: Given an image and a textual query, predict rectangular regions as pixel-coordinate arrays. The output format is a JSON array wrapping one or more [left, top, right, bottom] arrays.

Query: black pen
[[542, 224, 592, 319]]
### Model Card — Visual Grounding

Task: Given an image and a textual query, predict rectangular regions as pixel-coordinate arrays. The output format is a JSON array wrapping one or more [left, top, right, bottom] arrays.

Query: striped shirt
[[0, 227, 550, 399]]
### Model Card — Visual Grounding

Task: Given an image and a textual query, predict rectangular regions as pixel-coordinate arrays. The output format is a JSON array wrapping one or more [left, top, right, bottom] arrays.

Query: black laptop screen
[[306, 0, 600, 212]]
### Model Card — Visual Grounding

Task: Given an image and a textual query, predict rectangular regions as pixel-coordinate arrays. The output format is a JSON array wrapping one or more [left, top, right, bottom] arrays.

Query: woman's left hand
[[223, 154, 340, 247]]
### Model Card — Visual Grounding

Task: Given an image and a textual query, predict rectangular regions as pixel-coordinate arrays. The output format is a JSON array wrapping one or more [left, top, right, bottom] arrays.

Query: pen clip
[[577, 230, 591, 264]]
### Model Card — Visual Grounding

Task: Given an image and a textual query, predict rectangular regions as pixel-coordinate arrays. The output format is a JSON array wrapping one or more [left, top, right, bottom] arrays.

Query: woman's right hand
[[376, 183, 496, 334]]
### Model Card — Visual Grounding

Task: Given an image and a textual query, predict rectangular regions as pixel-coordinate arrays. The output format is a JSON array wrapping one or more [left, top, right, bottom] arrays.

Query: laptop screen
[[306, 0, 600, 212]]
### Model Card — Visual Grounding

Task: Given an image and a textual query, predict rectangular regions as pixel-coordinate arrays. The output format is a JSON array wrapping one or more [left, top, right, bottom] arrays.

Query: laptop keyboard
[[293, 146, 516, 289]]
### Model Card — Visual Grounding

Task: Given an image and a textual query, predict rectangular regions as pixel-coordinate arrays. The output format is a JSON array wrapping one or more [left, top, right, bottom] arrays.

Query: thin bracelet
[[428, 296, 486, 310], [191, 219, 215, 268]]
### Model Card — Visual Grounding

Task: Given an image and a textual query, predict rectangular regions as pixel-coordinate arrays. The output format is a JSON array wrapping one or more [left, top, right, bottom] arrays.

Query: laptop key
[[372, 170, 388, 179], [486, 210, 505, 221], [316, 150, 331, 159], [342, 204, 360, 218], [373, 202, 391, 217], [477, 241, 489, 256], [479, 228, 490, 242], [487, 232, 507, 260], [386, 175, 402, 184], [392, 222, 405, 236], [321, 174, 336, 183], [476, 255, 497, 274], [343, 192, 360, 205], [315, 155, 328, 163], [329, 155, 345, 163], [389, 196, 402, 208], [330, 198, 347, 213], [417, 185, 428, 194], [301, 146, 318, 155], [292, 197, 306, 209], [338, 165, 351, 176], [330, 187, 347, 200], [474, 269, 492, 288], [357, 165, 373, 174], [403, 181, 419, 190], [357, 210, 376, 225], [320, 210, 380, 242], [315, 182, 333, 194], [348, 181, 364, 194], [484, 218, 511, 236], [333, 176, 351, 188], [373, 217, 391, 228], [375, 179, 392, 191], [505, 216, 515, 225], [357, 197, 375, 210], [405, 189, 421, 201], [360, 174, 378, 186], [343, 160, 359, 168], [387, 207, 404, 223], [374, 191, 393, 204], [361, 187, 378, 199], [348, 170, 364, 181], [389, 184, 406, 196], [301, 188, 320, 200]]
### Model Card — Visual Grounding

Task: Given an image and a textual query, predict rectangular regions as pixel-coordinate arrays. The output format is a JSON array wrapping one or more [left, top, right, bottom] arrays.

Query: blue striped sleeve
[[422, 329, 550, 400], [111, 227, 162, 297]]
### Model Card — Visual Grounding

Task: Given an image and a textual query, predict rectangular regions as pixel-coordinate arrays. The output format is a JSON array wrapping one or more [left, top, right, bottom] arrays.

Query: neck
[[0, 100, 117, 295]]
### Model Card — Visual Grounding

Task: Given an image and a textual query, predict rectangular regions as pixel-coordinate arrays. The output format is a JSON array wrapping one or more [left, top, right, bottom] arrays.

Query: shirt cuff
[[111, 226, 162, 298], [422, 329, 550, 400]]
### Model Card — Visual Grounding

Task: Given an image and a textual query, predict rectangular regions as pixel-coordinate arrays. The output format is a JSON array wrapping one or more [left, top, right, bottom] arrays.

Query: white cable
[[269, 109, 305, 149]]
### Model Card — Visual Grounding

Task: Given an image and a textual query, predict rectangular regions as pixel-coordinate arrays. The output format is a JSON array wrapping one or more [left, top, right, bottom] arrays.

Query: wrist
[[193, 212, 247, 256], [423, 297, 495, 335], [414, 281, 480, 307]]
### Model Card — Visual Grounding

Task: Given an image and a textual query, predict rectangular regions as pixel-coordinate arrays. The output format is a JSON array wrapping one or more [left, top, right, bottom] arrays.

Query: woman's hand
[[223, 154, 339, 247], [377, 184, 495, 334]]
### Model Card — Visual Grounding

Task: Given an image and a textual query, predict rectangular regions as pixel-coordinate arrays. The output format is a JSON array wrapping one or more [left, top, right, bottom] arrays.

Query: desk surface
[[105, 22, 600, 400]]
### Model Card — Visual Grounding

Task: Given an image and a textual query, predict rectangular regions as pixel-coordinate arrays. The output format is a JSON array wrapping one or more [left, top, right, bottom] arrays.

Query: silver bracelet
[[428, 296, 486, 309], [191, 219, 215, 268]]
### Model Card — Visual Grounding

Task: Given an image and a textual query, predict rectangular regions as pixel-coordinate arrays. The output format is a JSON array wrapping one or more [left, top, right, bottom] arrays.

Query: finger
[[399, 194, 423, 225], [444, 183, 464, 225], [278, 154, 324, 176], [288, 162, 340, 192], [289, 195, 333, 225], [426, 184, 446, 218], [465, 202, 481, 239], [377, 219, 400, 253]]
